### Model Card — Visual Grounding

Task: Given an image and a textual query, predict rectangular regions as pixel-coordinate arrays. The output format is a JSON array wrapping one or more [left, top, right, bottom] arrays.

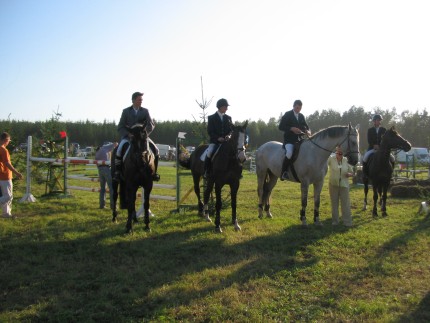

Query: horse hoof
[[314, 221, 323, 226], [144, 226, 151, 232], [234, 223, 241, 231], [266, 212, 273, 218], [205, 215, 212, 222], [112, 217, 117, 223], [215, 226, 223, 233], [258, 214, 263, 219], [125, 228, 133, 234], [133, 218, 139, 224], [382, 212, 388, 217]]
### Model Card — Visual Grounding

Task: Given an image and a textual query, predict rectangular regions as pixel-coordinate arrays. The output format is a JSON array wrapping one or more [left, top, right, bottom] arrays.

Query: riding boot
[[280, 157, 291, 181], [203, 156, 211, 179], [113, 156, 122, 182], [152, 155, 160, 181]]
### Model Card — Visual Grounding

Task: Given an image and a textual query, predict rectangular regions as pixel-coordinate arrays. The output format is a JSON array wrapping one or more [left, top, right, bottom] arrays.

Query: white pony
[[256, 124, 360, 226]]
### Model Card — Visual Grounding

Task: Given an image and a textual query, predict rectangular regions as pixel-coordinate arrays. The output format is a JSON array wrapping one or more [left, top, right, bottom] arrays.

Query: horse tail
[[178, 152, 191, 169]]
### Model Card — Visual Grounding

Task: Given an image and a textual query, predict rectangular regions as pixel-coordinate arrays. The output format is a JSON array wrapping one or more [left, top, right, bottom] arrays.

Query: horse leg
[[143, 185, 152, 231], [257, 169, 267, 219], [214, 183, 223, 233], [126, 185, 137, 234], [313, 181, 324, 226], [230, 182, 241, 231], [372, 185, 378, 217], [258, 172, 276, 219], [203, 178, 214, 222], [381, 184, 388, 217], [363, 176, 368, 211], [112, 179, 119, 223], [300, 183, 309, 226], [193, 174, 204, 216], [264, 176, 277, 218]]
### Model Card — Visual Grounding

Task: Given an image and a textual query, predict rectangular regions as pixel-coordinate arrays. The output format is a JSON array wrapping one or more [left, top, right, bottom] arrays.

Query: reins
[[305, 127, 359, 158]]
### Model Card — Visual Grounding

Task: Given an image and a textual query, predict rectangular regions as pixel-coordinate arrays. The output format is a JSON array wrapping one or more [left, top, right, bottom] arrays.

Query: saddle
[[282, 140, 304, 182], [200, 145, 222, 162]]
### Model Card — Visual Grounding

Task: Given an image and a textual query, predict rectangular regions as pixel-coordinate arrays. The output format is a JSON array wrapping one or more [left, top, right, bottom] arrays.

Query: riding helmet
[[372, 114, 383, 121], [216, 98, 230, 108]]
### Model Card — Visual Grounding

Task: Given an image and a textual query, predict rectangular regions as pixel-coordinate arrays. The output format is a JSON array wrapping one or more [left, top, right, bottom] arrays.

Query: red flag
[[59, 131, 67, 138]]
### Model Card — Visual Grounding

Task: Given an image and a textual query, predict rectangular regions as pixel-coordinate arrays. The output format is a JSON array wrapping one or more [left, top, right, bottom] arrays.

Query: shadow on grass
[[316, 209, 430, 320], [0, 209, 338, 321], [397, 291, 430, 322]]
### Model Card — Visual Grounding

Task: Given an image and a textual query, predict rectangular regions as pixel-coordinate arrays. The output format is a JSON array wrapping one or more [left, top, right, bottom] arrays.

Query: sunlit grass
[[0, 163, 429, 321]]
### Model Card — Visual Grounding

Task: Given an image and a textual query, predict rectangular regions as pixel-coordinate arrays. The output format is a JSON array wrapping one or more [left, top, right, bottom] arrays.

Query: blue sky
[[1, 0, 429, 123]]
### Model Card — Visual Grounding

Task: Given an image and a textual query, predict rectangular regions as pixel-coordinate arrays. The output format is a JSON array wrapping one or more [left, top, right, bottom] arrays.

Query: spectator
[[0, 132, 23, 218], [95, 142, 118, 209]]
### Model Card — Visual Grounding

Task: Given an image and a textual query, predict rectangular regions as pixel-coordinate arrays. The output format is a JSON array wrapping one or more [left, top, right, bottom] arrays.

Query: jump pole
[[20, 136, 36, 202]]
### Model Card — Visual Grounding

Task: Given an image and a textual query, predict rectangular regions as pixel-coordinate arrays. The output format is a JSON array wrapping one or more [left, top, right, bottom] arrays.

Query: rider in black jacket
[[278, 100, 311, 180]]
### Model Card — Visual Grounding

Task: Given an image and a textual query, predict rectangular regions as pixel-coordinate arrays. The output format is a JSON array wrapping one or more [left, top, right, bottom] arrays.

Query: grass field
[[1, 163, 429, 322]]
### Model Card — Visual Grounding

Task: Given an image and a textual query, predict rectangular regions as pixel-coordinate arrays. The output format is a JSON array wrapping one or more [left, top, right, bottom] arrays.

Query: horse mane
[[309, 125, 348, 140]]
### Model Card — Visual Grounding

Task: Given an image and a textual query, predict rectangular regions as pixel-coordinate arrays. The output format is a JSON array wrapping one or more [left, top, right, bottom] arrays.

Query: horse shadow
[[2, 210, 341, 321]]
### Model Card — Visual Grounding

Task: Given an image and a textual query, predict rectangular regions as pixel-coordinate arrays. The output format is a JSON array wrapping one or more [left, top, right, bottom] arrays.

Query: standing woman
[[328, 146, 354, 227]]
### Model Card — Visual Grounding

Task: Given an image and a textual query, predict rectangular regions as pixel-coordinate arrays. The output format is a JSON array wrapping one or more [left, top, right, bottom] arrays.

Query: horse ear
[[348, 122, 352, 130], [243, 120, 248, 128], [356, 124, 360, 130]]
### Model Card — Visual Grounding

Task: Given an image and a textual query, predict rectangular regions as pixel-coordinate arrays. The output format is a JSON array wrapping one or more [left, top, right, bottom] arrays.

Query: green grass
[[1, 164, 430, 322]]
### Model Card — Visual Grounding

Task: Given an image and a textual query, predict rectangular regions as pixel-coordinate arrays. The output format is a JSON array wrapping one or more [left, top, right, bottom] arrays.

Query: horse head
[[129, 122, 148, 151], [229, 120, 248, 163], [341, 123, 360, 166], [381, 126, 411, 152]]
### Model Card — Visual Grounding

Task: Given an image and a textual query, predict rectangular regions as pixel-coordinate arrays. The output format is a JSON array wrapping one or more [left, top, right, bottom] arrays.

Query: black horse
[[179, 121, 248, 232], [363, 127, 411, 217], [111, 123, 155, 233]]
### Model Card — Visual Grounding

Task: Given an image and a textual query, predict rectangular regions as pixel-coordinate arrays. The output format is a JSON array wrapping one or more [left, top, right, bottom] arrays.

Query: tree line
[[1, 106, 429, 154]]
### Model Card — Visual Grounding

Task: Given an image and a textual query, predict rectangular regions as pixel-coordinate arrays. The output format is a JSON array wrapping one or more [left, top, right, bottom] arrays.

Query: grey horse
[[256, 124, 360, 226]]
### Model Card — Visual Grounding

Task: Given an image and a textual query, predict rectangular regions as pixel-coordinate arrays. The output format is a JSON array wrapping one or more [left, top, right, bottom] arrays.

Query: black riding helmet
[[372, 114, 383, 121], [216, 98, 230, 108]]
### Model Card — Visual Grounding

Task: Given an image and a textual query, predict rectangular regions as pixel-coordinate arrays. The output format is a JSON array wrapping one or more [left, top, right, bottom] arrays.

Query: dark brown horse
[[363, 127, 411, 217], [179, 121, 248, 232], [112, 123, 155, 233]]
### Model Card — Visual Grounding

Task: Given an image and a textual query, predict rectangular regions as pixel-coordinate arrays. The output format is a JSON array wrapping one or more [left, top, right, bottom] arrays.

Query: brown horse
[[179, 121, 248, 232], [363, 127, 411, 217], [112, 123, 155, 233]]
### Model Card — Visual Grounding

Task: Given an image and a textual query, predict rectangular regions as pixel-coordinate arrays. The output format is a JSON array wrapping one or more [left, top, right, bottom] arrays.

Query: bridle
[[226, 128, 247, 164], [306, 127, 359, 159]]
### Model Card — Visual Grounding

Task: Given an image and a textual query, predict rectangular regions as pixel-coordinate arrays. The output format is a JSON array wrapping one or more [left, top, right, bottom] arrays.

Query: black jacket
[[367, 126, 386, 151], [278, 109, 309, 144], [207, 112, 233, 144], [117, 106, 154, 139]]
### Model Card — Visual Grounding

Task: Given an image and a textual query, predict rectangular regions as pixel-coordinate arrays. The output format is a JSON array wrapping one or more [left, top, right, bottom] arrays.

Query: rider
[[113, 91, 160, 181], [362, 114, 392, 173], [278, 99, 311, 181], [203, 98, 234, 179]]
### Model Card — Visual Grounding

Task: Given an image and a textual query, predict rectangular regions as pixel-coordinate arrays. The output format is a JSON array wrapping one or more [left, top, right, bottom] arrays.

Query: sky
[[1, 0, 429, 124]]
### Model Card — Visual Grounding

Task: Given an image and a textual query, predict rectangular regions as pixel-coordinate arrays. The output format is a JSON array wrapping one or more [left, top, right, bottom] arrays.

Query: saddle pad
[[200, 148, 209, 161], [123, 145, 131, 162]]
